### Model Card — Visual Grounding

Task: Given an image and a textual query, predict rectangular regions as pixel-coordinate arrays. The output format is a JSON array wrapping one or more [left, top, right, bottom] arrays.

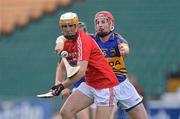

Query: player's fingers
[[55, 50, 61, 55], [55, 44, 63, 54], [55, 49, 62, 55], [51, 89, 57, 96], [61, 91, 69, 97]]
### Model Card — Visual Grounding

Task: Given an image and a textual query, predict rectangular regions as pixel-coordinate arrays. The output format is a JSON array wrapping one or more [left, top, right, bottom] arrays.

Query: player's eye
[[96, 21, 99, 25], [61, 25, 68, 28], [69, 24, 74, 27], [101, 20, 106, 24]]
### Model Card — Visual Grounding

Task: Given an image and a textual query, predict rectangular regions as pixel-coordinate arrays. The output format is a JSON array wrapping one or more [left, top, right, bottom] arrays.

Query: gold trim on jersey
[[106, 56, 127, 77]]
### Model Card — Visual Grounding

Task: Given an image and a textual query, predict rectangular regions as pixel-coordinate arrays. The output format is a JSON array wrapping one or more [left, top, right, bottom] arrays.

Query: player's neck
[[99, 34, 111, 43]]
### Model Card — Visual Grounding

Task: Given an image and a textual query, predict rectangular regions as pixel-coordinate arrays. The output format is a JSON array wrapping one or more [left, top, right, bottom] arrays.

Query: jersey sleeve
[[115, 33, 128, 44], [78, 34, 92, 61], [56, 35, 66, 44]]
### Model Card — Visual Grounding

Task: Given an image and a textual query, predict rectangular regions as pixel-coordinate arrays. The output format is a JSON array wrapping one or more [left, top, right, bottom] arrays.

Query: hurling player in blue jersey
[[92, 11, 148, 119]]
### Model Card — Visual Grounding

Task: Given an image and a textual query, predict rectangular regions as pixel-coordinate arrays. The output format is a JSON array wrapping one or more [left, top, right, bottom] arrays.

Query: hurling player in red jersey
[[55, 21, 95, 119], [51, 12, 119, 119]]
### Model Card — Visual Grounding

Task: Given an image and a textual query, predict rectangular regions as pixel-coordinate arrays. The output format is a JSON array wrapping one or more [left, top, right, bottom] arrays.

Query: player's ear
[[110, 21, 114, 31]]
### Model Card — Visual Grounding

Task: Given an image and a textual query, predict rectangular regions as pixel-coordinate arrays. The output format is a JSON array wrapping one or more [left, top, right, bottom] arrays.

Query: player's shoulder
[[88, 34, 98, 42], [89, 33, 96, 38], [56, 35, 63, 38], [113, 33, 128, 43], [79, 32, 94, 43], [56, 35, 66, 44], [113, 33, 125, 40]]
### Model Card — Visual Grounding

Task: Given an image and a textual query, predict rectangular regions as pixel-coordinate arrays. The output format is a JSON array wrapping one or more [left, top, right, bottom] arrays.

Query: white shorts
[[114, 79, 143, 110], [90, 102, 96, 109], [77, 82, 116, 107], [72, 84, 97, 109]]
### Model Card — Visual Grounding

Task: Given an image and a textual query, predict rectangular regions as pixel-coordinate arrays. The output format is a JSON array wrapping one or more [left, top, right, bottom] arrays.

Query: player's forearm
[[50, 68, 84, 96], [55, 35, 67, 55], [62, 61, 88, 88], [118, 43, 129, 57], [62, 69, 85, 88], [55, 62, 66, 85]]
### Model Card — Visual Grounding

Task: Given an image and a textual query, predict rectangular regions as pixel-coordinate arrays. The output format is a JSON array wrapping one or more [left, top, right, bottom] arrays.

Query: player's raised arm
[[118, 42, 129, 57], [51, 60, 88, 96], [54, 59, 66, 85], [55, 35, 67, 55], [62, 60, 88, 88], [116, 34, 129, 57]]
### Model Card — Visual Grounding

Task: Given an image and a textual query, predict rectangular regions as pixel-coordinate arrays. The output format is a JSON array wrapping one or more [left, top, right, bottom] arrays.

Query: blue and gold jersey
[[91, 33, 128, 82]]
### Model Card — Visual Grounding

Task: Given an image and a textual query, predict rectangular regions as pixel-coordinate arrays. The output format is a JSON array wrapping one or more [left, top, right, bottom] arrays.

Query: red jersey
[[63, 30, 119, 89]]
